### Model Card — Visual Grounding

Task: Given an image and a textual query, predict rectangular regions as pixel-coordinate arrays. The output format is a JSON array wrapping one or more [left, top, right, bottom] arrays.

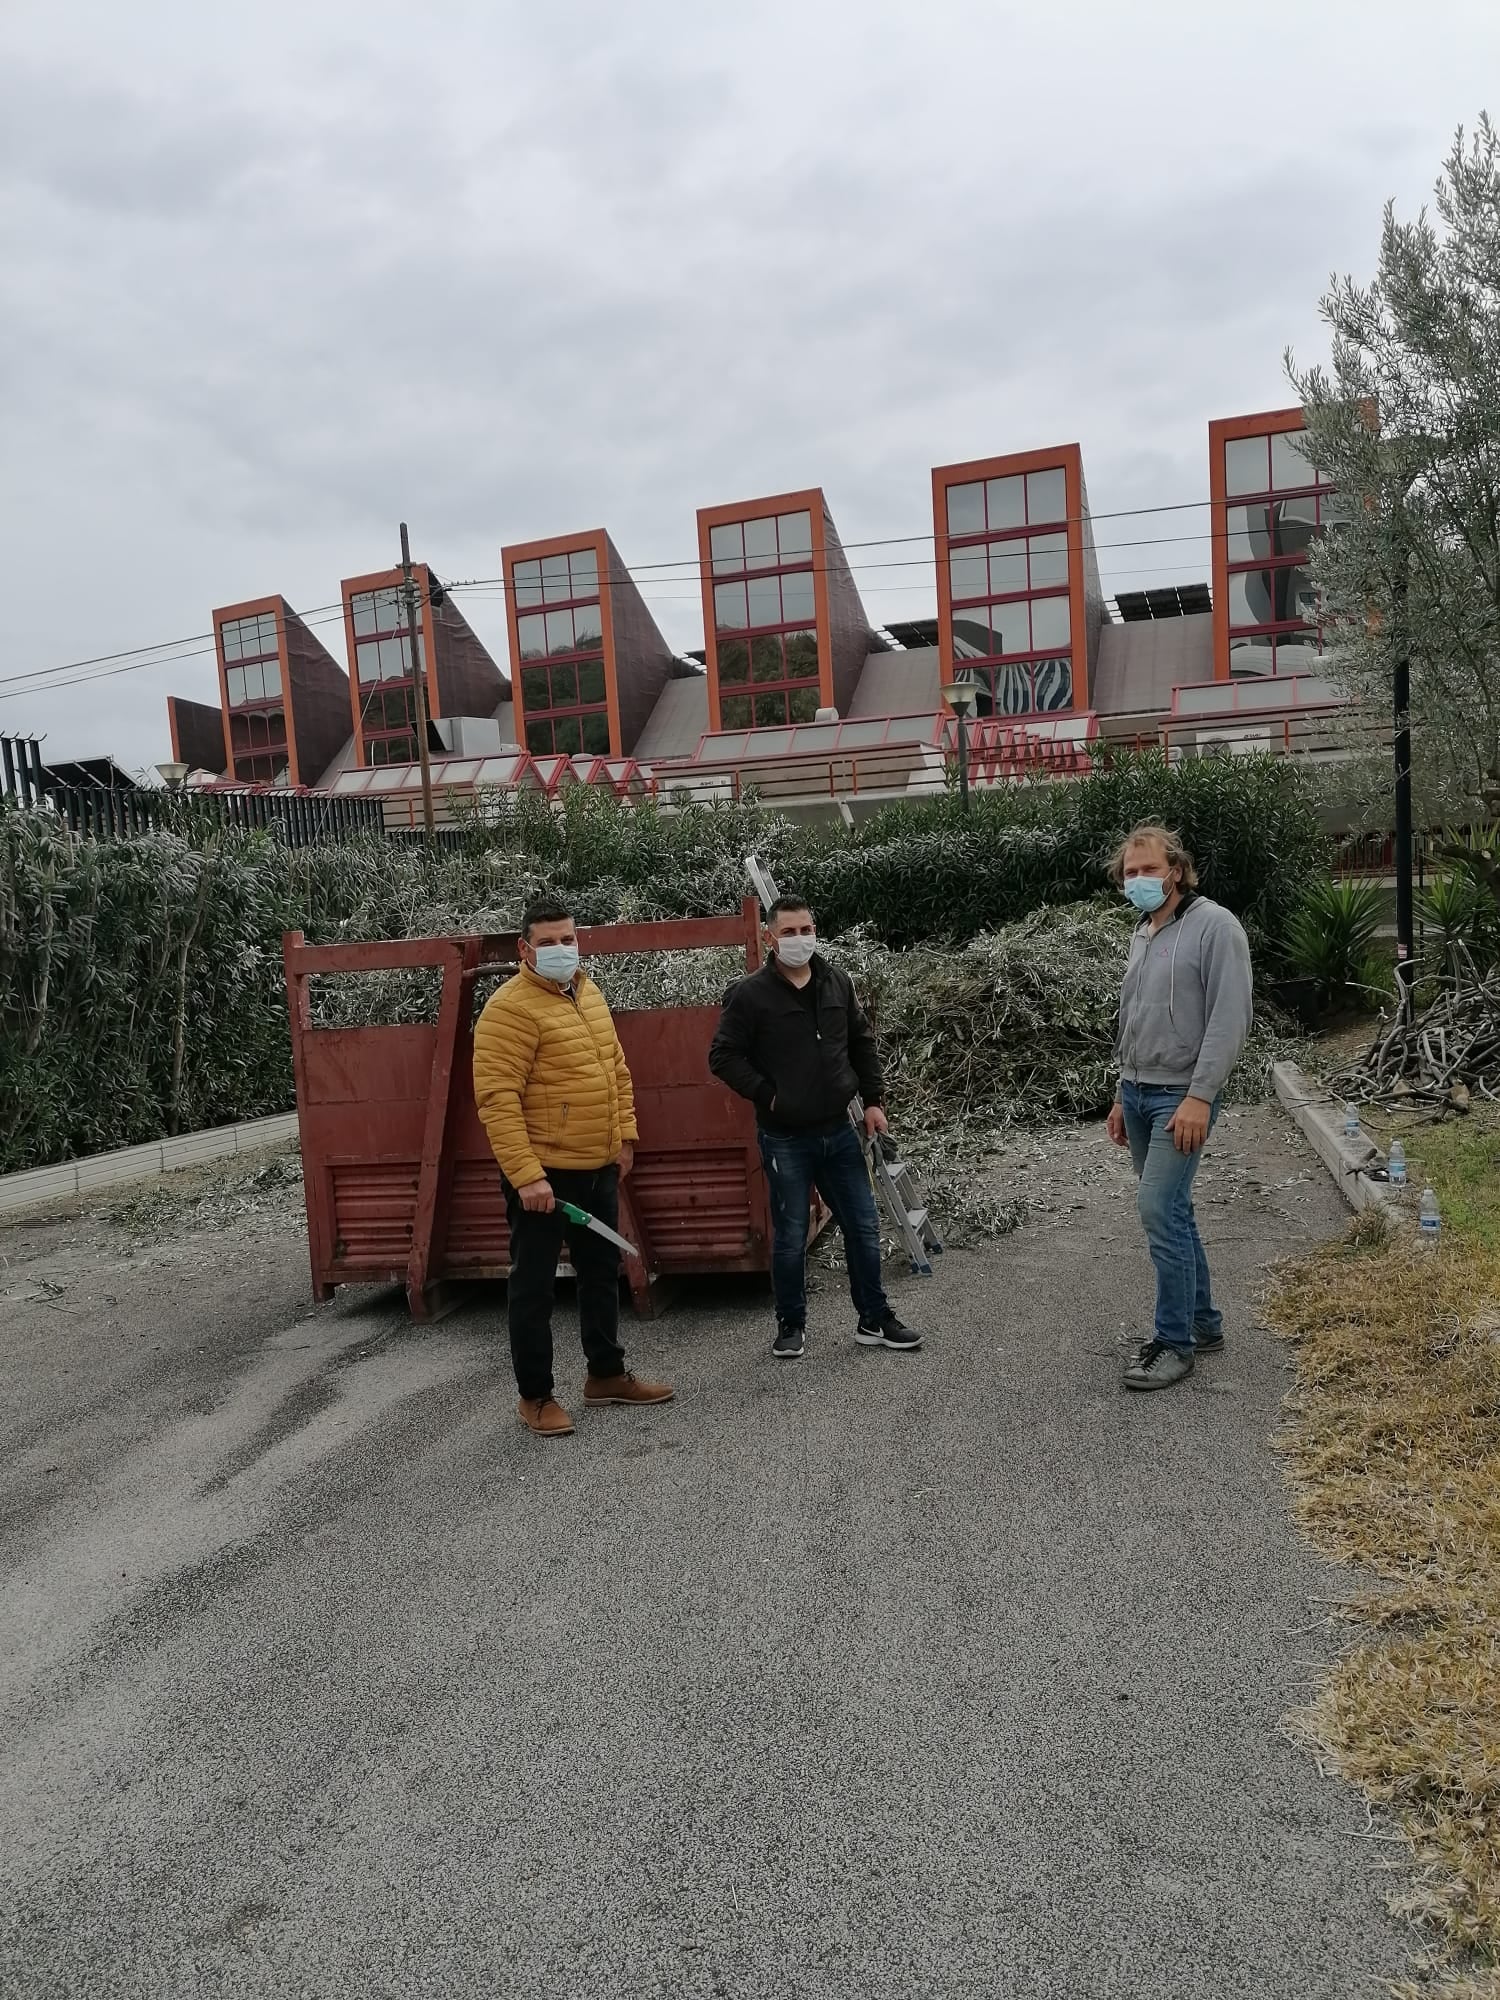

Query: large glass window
[[221, 612, 288, 782], [1222, 428, 1337, 676], [511, 544, 611, 756], [709, 511, 820, 728], [221, 611, 280, 665], [349, 588, 431, 763], [943, 465, 1073, 718]]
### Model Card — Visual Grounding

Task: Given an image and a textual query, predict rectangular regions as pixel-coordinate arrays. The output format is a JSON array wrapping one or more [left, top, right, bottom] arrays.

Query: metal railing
[[1, 738, 386, 846]]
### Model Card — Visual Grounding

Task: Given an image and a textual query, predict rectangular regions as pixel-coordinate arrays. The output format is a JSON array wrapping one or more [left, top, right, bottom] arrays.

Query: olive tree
[[1288, 116, 1500, 852]]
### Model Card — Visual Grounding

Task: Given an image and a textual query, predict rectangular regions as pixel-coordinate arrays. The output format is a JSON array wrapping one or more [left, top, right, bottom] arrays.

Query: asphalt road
[[0, 1107, 1415, 1999]]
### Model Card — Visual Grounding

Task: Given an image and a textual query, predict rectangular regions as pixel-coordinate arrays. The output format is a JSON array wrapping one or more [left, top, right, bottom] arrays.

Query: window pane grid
[[351, 589, 420, 640], [232, 756, 289, 784], [710, 511, 814, 578], [946, 466, 1069, 538], [524, 710, 612, 757], [1224, 438, 1334, 673], [512, 548, 602, 611], [714, 628, 819, 729], [225, 659, 285, 707], [220, 612, 281, 665], [718, 685, 822, 729], [949, 534, 1070, 605]]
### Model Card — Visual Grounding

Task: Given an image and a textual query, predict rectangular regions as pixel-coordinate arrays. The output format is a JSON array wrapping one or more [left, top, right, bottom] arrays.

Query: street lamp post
[[1388, 489, 1417, 1028], [941, 680, 978, 812]]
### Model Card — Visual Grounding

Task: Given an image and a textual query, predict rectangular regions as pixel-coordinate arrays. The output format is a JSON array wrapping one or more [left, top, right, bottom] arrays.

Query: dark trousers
[[757, 1122, 889, 1329], [502, 1164, 627, 1400]]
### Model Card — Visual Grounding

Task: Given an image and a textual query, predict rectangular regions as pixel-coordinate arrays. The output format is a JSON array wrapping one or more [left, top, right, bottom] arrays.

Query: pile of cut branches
[[1331, 955, 1500, 1113]]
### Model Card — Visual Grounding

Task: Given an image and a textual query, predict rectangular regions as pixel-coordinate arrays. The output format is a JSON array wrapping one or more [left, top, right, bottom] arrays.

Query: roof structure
[[1092, 615, 1215, 719]]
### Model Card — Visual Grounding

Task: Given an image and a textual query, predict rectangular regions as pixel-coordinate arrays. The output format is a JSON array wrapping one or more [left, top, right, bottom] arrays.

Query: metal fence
[[1331, 828, 1444, 884], [1, 733, 384, 846]]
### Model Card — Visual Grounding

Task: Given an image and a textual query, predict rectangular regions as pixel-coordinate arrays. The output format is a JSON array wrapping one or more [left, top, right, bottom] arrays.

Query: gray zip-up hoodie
[[1114, 893, 1254, 1103]]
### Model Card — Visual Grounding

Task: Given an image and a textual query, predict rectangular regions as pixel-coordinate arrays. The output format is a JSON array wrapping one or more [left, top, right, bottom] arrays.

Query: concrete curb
[[1271, 1060, 1396, 1215], [0, 1113, 300, 1218]]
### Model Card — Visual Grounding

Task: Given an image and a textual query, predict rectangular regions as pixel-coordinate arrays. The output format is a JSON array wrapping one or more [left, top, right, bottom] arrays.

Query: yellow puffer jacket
[[471, 965, 637, 1188]]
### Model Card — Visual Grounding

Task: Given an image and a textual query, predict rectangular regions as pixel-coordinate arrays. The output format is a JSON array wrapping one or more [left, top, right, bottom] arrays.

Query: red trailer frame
[[282, 899, 801, 1319]]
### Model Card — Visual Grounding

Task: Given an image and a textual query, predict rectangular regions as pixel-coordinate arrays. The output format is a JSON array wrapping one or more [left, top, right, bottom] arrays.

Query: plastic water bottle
[[1419, 1187, 1441, 1245], [1343, 1101, 1360, 1139], [1387, 1140, 1407, 1185]]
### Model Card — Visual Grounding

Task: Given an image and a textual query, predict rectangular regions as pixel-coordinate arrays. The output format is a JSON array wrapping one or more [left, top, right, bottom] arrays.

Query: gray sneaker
[[1192, 1323, 1225, 1354], [1124, 1339, 1195, 1391]]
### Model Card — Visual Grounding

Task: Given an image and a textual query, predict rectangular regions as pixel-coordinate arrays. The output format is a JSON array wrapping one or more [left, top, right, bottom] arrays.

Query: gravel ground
[[0, 1107, 1418, 1999]]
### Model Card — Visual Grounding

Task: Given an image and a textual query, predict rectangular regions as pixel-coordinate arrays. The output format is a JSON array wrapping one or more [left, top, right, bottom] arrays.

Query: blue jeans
[[1120, 1082, 1223, 1353], [758, 1123, 889, 1329]]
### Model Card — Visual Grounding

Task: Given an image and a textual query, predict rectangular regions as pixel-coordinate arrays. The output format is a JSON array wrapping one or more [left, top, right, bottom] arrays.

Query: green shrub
[[1416, 870, 1495, 979], [0, 749, 1330, 1173], [1284, 877, 1386, 1013], [1416, 827, 1500, 976]]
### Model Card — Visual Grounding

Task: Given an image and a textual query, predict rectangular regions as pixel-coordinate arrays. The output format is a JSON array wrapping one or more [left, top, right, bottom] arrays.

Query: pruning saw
[[556, 1199, 638, 1258]]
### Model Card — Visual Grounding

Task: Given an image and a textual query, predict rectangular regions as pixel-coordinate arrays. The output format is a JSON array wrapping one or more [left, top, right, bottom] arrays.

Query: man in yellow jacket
[[472, 895, 674, 1438]]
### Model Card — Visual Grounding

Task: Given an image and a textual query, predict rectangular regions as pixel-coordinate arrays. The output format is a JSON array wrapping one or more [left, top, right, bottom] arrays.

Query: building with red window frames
[[501, 530, 678, 759], [932, 444, 1106, 721], [340, 565, 508, 769], [1208, 406, 1348, 683], [210, 596, 352, 788], [162, 397, 1352, 811], [696, 489, 873, 733]]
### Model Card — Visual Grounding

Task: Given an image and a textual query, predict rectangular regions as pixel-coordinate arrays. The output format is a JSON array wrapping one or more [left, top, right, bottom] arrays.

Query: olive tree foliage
[[1288, 117, 1500, 839]]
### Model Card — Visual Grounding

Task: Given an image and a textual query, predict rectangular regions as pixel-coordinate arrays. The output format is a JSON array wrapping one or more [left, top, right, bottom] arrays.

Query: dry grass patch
[[1268, 1111, 1500, 1992]]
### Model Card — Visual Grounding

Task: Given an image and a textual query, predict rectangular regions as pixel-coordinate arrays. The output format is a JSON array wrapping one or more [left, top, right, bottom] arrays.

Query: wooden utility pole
[[400, 521, 436, 836]]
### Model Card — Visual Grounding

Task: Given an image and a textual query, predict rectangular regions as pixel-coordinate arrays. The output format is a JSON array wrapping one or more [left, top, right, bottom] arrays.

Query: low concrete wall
[[1271, 1060, 1394, 1215], [0, 1113, 300, 1218]]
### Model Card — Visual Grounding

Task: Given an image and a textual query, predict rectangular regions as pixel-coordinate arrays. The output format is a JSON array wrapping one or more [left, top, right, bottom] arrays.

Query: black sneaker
[[773, 1321, 805, 1361], [1123, 1339, 1194, 1391], [855, 1309, 922, 1351], [1192, 1324, 1225, 1354]]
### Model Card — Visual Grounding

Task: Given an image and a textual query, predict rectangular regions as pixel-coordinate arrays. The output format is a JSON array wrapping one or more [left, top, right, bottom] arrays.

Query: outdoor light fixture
[[155, 761, 190, 791], [941, 681, 979, 810]]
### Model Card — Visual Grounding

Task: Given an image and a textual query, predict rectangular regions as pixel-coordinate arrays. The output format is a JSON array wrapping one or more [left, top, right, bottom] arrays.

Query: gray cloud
[[2, 0, 1494, 767]]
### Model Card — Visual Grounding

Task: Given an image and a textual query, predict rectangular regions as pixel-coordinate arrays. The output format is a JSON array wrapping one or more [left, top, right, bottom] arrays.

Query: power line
[[5, 487, 1313, 700]]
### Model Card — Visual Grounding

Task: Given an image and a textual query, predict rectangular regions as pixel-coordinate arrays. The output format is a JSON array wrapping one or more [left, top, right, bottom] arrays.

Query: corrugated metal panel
[[331, 1160, 417, 1267], [631, 1148, 757, 1264], [444, 1158, 510, 1266]]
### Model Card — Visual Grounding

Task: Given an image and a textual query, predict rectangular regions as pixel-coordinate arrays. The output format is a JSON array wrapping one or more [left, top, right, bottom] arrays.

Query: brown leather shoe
[[583, 1371, 675, 1407], [518, 1395, 575, 1437]]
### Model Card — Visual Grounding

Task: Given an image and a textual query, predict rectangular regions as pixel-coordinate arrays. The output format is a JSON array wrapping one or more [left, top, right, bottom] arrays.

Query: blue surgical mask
[[1124, 876, 1169, 914], [532, 943, 579, 984]]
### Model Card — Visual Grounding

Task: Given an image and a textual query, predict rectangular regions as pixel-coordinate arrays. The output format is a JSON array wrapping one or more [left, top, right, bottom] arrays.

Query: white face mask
[[531, 942, 580, 984], [774, 933, 817, 969]]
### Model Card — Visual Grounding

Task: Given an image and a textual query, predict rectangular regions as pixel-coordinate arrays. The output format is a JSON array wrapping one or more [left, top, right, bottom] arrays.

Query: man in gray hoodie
[[1105, 822, 1254, 1392]]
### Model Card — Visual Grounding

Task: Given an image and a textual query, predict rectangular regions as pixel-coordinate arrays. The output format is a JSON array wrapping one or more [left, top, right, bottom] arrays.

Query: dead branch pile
[[1331, 956, 1500, 1112]]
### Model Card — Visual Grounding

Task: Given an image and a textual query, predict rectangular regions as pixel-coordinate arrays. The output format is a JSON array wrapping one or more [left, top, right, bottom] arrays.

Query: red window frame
[[943, 467, 1072, 715], [349, 588, 431, 764], [708, 510, 820, 730], [1223, 431, 1337, 677], [220, 614, 290, 782], [514, 550, 610, 755]]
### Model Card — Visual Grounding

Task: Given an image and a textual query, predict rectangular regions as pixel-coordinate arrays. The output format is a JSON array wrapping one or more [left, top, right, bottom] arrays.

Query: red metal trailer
[[282, 899, 792, 1318]]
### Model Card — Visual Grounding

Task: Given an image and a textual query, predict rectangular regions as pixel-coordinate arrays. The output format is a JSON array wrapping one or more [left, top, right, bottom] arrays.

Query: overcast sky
[[2, 0, 1493, 770]]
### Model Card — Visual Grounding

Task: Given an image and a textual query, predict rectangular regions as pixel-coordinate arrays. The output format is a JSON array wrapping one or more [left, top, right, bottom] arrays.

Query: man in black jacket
[[709, 895, 921, 1361]]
